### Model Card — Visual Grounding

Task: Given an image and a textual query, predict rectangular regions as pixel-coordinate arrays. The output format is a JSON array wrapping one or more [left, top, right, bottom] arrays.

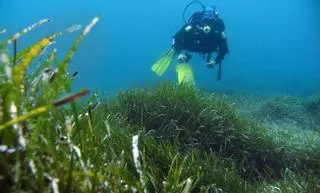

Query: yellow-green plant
[[0, 16, 99, 192]]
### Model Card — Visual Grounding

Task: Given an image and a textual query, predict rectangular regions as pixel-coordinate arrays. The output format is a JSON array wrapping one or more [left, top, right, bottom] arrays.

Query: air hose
[[182, 0, 206, 24]]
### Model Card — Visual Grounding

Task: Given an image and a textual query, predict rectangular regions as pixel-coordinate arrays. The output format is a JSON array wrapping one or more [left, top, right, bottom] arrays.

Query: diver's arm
[[206, 53, 216, 68], [214, 16, 228, 63], [214, 31, 229, 80], [215, 31, 229, 64], [206, 54, 212, 63]]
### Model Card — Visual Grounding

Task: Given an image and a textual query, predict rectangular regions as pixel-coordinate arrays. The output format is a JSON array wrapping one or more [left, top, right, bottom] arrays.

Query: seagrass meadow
[[1, 18, 320, 193]]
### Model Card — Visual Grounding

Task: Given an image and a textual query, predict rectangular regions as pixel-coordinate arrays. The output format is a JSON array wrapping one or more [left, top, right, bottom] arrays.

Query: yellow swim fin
[[151, 48, 175, 76], [175, 62, 195, 85]]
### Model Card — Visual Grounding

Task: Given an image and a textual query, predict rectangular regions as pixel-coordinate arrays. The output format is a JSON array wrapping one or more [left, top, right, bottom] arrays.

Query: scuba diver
[[151, 1, 229, 84]]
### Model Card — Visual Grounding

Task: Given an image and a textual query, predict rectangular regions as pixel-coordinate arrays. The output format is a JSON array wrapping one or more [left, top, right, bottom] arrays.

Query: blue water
[[1, 0, 319, 96]]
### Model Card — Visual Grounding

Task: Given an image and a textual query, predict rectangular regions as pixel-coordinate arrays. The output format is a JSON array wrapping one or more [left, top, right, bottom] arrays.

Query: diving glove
[[206, 60, 217, 68]]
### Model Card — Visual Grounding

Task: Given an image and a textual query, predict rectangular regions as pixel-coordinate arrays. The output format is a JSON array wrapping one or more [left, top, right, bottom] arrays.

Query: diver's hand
[[178, 54, 187, 61], [206, 60, 216, 68], [178, 53, 191, 63]]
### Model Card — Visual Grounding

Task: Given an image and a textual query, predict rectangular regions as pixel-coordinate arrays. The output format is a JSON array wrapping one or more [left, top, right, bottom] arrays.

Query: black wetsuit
[[172, 10, 229, 64]]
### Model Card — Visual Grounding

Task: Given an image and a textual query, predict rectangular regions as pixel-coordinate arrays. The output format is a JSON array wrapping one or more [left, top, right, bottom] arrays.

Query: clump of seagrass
[[0, 17, 99, 193], [251, 95, 320, 131], [303, 95, 320, 129], [103, 83, 320, 180], [252, 96, 305, 122]]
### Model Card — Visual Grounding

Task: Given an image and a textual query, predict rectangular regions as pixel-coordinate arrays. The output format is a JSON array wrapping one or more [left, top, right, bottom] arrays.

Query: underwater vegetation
[[226, 93, 320, 132], [103, 84, 320, 178], [1, 19, 320, 193], [252, 96, 304, 122], [304, 96, 320, 126], [0, 17, 101, 192]]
